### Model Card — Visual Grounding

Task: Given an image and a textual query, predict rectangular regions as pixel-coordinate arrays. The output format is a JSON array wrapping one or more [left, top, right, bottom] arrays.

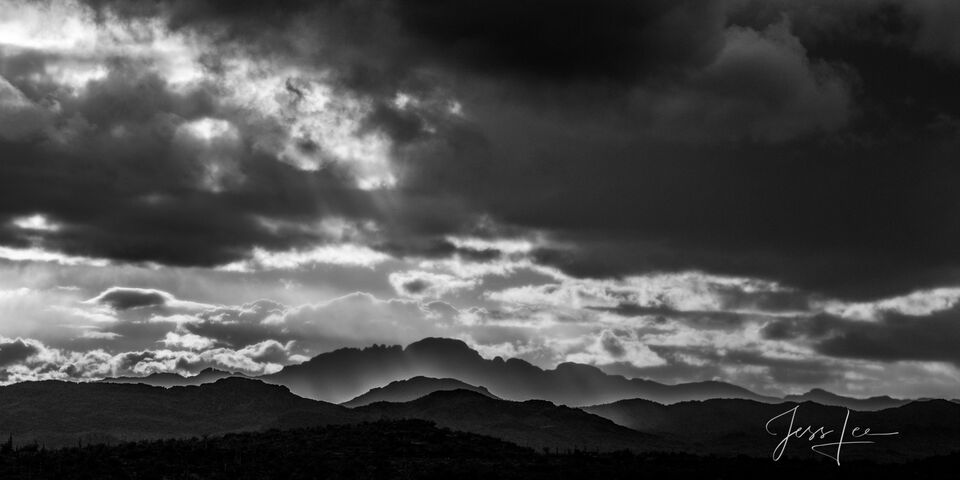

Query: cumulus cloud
[[87, 287, 214, 311], [0, 289, 467, 384], [80, 330, 122, 340], [88, 287, 172, 310], [820, 287, 960, 321], [160, 331, 216, 351], [221, 244, 392, 271], [488, 271, 806, 315], [0, 335, 300, 384], [0, 336, 115, 383], [75, 291, 465, 358]]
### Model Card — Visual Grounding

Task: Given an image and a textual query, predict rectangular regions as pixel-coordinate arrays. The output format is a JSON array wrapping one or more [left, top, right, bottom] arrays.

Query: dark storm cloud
[[390, 0, 726, 83], [514, 127, 960, 300], [815, 308, 960, 365], [0, 58, 379, 267], [92, 0, 728, 87], [3, 0, 960, 303], [0, 339, 39, 367], [387, 1, 960, 300], [761, 307, 960, 366], [732, 0, 960, 64], [90, 287, 170, 311]]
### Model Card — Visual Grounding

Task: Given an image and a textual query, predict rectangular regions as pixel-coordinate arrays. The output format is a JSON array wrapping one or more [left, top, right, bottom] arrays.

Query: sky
[[1, 0, 959, 399]]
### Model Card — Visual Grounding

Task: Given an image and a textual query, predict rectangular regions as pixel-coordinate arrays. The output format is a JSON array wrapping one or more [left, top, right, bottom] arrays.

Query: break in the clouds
[[2, 0, 960, 398]]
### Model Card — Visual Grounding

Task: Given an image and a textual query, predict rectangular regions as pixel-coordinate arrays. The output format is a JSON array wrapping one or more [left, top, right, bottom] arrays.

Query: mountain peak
[[342, 376, 498, 407], [406, 337, 471, 351], [783, 387, 909, 411], [401, 388, 507, 408], [404, 337, 481, 360]]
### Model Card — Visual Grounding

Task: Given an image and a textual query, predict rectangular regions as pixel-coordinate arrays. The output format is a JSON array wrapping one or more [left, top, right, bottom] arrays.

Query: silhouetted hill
[[1, 374, 957, 462], [584, 398, 960, 461], [342, 376, 499, 407], [263, 337, 777, 405], [100, 368, 245, 387], [3, 420, 957, 479], [0, 378, 356, 448], [784, 388, 908, 411], [355, 389, 656, 452]]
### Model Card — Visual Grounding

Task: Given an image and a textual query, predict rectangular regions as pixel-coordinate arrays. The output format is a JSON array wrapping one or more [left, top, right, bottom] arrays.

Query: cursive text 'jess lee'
[[765, 406, 899, 465]]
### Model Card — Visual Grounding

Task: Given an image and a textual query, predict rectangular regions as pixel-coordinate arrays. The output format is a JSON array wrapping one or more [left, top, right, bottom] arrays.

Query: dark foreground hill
[[3, 378, 957, 461], [0, 380, 647, 453], [1, 420, 957, 480], [342, 376, 498, 407], [0, 378, 355, 448], [355, 389, 654, 452], [584, 398, 960, 461]]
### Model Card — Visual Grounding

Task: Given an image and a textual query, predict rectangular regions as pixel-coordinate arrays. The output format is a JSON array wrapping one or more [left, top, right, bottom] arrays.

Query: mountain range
[[262, 337, 779, 405], [102, 337, 925, 411]]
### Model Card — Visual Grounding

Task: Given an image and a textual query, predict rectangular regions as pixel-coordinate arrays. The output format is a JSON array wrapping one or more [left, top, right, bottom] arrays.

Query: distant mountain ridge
[[261, 337, 779, 405], [783, 388, 909, 411], [101, 367, 245, 387], [342, 376, 498, 407]]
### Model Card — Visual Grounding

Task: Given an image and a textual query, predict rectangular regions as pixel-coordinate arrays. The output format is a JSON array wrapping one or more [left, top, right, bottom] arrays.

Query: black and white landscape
[[2, 0, 960, 478]]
